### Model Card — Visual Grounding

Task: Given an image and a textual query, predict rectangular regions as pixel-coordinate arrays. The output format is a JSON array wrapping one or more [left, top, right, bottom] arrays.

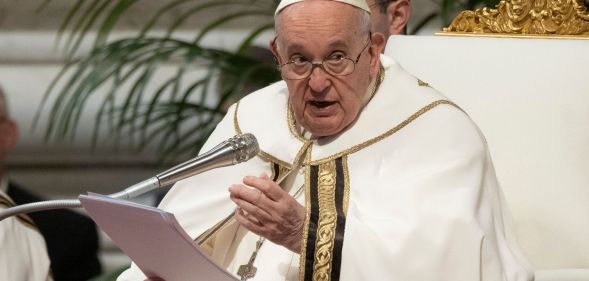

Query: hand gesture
[[229, 173, 305, 253]]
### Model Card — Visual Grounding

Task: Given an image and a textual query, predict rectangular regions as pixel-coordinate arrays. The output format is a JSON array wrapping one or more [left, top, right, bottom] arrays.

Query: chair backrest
[[385, 34, 589, 270]]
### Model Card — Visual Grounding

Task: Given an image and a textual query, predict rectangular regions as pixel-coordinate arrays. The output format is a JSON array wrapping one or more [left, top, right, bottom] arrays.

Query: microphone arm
[[0, 133, 259, 221]]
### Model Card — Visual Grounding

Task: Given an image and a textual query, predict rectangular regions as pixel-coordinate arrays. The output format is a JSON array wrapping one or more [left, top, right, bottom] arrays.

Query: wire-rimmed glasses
[[276, 36, 371, 80]]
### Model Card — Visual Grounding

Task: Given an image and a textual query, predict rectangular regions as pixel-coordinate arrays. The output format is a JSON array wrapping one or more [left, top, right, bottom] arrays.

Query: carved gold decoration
[[442, 0, 589, 36]]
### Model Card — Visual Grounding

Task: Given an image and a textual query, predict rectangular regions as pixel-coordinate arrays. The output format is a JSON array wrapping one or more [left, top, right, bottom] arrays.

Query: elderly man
[[119, 0, 533, 280], [366, 0, 411, 37], [0, 89, 52, 280], [0, 87, 102, 280]]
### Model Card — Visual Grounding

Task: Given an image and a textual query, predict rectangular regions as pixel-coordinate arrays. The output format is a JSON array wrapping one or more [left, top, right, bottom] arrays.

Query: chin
[[307, 124, 342, 138]]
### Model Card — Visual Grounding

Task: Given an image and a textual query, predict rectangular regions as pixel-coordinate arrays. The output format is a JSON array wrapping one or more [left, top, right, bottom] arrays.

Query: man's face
[[272, 1, 382, 138]]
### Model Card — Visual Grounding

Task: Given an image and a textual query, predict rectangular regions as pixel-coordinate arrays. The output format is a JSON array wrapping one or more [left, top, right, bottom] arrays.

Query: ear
[[387, 0, 411, 35], [0, 119, 19, 152], [369, 32, 386, 77], [269, 37, 282, 65]]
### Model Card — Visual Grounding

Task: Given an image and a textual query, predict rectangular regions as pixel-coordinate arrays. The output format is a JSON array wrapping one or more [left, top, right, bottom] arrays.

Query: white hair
[[358, 9, 372, 36]]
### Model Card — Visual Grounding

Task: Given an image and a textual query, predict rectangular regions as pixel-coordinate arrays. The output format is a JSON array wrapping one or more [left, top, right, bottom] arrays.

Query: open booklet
[[79, 194, 238, 281]]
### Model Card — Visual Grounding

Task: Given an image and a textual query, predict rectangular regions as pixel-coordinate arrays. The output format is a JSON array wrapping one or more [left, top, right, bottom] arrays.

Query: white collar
[[235, 55, 446, 165], [0, 176, 8, 193]]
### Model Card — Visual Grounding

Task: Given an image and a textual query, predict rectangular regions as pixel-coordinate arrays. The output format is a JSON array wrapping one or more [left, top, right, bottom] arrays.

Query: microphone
[[110, 133, 259, 200], [0, 133, 259, 221]]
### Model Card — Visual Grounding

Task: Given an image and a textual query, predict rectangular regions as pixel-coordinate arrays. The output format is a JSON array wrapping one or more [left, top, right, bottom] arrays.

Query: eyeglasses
[[276, 36, 371, 80]]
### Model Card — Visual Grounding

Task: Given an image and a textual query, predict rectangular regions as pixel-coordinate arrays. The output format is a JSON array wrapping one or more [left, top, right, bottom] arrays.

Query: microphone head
[[228, 133, 259, 163]]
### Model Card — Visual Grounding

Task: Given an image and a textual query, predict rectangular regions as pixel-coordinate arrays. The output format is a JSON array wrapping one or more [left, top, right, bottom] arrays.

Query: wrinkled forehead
[[274, 2, 368, 51]]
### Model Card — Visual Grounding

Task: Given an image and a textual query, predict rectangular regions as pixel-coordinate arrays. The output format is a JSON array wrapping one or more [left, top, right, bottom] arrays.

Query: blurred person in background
[[1, 87, 52, 280], [0, 86, 102, 280], [367, 0, 411, 39]]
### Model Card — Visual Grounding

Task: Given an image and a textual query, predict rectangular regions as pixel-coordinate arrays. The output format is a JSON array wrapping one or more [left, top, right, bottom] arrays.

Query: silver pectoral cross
[[237, 237, 264, 281]]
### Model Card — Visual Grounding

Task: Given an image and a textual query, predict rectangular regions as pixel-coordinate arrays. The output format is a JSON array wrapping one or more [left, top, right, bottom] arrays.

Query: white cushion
[[385, 35, 589, 270]]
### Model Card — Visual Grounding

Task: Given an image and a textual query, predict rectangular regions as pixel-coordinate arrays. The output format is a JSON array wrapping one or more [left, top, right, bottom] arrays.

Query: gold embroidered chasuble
[[232, 96, 458, 281], [118, 56, 534, 281]]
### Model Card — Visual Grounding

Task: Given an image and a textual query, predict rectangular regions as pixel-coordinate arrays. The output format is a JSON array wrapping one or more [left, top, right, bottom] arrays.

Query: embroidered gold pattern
[[312, 161, 339, 281], [232, 71, 460, 281], [309, 100, 460, 165], [342, 156, 350, 216]]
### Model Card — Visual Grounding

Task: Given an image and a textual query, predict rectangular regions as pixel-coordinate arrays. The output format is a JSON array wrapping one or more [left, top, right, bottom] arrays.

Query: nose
[[307, 65, 331, 93]]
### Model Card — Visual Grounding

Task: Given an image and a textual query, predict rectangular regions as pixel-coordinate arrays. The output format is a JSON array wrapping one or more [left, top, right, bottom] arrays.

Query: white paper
[[79, 194, 238, 281]]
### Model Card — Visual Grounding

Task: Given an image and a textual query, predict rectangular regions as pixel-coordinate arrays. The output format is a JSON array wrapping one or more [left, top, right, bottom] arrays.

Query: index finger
[[243, 174, 284, 201]]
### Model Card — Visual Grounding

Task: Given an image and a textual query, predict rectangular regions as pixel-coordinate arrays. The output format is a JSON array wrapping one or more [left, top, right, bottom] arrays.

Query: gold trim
[[270, 162, 291, 183], [287, 103, 308, 143], [417, 79, 430, 87], [365, 63, 386, 104], [299, 147, 313, 281], [310, 100, 459, 165], [233, 101, 242, 134], [293, 141, 313, 167], [258, 151, 292, 169], [442, 0, 589, 36], [195, 213, 235, 246], [342, 155, 350, 216], [233, 100, 293, 168], [436, 31, 589, 39], [0, 195, 38, 231], [312, 160, 339, 281], [0, 192, 16, 206]]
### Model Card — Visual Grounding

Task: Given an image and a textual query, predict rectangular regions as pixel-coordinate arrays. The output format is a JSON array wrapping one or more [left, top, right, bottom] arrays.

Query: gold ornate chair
[[385, 1, 589, 280]]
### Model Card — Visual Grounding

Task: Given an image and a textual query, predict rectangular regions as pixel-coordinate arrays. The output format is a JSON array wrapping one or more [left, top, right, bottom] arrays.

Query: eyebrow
[[281, 39, 350, 54]]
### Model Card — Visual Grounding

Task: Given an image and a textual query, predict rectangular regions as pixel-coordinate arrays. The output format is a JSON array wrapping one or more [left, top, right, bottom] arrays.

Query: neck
[[363, 63, 385, 107]]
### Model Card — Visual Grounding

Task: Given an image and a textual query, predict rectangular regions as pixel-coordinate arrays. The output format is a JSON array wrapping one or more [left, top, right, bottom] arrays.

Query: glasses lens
[[286, 63, 311, 79], [281, 59, 355, 80], [324, 58, 354, 76]]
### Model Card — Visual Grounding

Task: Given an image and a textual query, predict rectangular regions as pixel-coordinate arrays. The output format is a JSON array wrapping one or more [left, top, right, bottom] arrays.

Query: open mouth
[[310, 100, 335, 108]]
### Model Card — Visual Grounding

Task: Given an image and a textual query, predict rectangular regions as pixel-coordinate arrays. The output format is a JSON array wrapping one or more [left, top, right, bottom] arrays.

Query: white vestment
[[119, 56, 534, 281], [0, 190, 52, 281]]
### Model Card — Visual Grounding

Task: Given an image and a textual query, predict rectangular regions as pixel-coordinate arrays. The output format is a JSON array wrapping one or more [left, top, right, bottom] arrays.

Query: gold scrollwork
[[442, 0, 589, 36], [312, 161, 338, 281]]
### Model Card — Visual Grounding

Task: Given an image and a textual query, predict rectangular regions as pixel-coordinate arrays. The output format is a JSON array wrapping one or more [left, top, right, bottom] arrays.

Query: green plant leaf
[[38, 0, 280, 160], [93, 0, 139, 49]]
